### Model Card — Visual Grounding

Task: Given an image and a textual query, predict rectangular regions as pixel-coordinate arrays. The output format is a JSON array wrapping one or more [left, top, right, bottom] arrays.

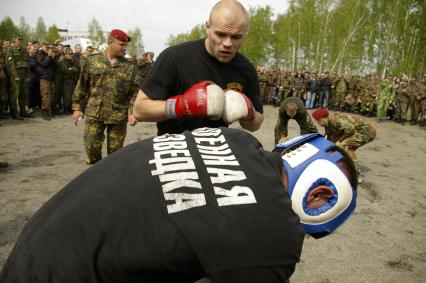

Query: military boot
[[11, 111, 23, 120], [42, 109, 51, 121], [418, 120, 425, 127], [20, 111, 35, 118]]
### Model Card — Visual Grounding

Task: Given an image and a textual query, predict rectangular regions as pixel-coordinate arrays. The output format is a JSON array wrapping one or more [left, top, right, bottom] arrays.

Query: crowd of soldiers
[[257, 67, 426, 128], [0, 34, 154, 122]]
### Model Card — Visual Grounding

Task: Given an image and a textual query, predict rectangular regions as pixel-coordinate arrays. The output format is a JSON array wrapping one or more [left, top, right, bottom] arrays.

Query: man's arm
[[132, 89, 167, 122]]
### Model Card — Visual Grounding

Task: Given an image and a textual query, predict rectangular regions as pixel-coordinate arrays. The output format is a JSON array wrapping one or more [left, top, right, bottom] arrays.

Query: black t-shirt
[[141, 39, 263, 135], [1, 128, 303, 283]]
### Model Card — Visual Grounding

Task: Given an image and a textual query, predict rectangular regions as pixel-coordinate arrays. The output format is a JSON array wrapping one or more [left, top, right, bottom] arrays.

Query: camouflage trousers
[[83, 117, 127, 164], [8, 69, 28, 113], [40, 79, 55, 110], [421, 99, 426, 120], [337, 124, 376, 175], [334, 91, 346, 108], [63, 80, 76, 110], [0, 79, 7, 115], [409, 98, 421, 121]]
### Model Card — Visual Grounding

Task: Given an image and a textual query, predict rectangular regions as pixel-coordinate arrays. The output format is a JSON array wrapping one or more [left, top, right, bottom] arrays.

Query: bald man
[[133, 0, 264, 135], [274, 97, 318, 144]]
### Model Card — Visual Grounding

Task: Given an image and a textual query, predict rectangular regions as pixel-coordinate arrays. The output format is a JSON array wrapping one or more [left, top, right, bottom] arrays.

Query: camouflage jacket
[[336, 79, 347, 93], [406, 82, 419, 99], [135, 59, 153, 86], [60, 58, 80, 82], [72, 52, 138, 123], [5, 45, 29, 79], [0, 47, 6, 80], [325, 113, 374, 143]]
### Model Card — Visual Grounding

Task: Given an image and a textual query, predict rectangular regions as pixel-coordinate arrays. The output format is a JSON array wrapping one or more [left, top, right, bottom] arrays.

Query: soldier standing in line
[[376, 76, 396, 122], [274, 96, 318, 144], [292, 70, 305, 102], [394, 77, 409, 125], [53, 44, 64, 114], [5, 34, 34, 119], [418, 75, 426, 128], [60, 48, 80, 114], [36, 44, 56, 120], [334, 74, 347, 111], [360, 74, 379, 116], [406, 75, 421, 125], [136, 52, 154, 86], [265, 68, 278, 105], [0, 41, 8, 119], [312, 108, 376, 179], [72, 29, 139, 165], [257, 66, 267, 104]]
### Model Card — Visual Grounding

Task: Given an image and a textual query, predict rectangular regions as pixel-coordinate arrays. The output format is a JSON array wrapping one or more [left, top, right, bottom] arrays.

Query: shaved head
[[209, 0, 249, 29]]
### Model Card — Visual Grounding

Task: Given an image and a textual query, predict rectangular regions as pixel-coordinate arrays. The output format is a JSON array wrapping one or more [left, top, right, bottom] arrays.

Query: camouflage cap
[[15, 33, 24, 40]]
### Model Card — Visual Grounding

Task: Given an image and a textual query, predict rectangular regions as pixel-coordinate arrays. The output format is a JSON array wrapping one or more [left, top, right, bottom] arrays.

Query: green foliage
[[45, 24, 60, 44], [127, 27, 144, 59], [34, 17, 46, 42], [88, 17, 105, 48], [240, 6, 274, 67], [0, 17, 19, 41], [166, 24, 206, 46], [18, 17, 31, 42], [166, 0, 425, 76]]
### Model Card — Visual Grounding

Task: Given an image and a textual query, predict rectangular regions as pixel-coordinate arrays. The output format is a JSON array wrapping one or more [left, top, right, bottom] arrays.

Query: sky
[[0, 0, 289, 56]]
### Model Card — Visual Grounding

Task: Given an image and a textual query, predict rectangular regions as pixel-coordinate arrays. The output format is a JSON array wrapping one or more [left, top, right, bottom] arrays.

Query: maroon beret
[[110, 29, 131, 42], [312, 108, 329, 120]]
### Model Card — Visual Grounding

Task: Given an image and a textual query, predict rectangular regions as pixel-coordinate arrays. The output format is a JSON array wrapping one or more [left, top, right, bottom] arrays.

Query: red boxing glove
[[165, 81, 225, 120], [222, 89, 255, 124]]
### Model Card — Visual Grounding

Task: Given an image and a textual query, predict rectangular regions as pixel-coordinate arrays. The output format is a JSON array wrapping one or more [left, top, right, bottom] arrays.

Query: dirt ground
[[1, 105, 425, 282]]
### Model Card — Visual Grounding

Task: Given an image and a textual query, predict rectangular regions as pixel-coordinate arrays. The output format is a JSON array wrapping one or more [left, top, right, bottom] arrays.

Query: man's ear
[[205, 21, 210, 34]]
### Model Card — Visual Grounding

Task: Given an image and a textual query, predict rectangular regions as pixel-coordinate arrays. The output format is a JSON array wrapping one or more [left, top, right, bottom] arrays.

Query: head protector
[[274, 133, 357, 238]]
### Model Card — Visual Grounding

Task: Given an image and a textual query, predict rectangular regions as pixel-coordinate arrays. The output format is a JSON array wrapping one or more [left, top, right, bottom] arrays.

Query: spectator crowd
[[257, 67, 426, 127], [0, 34, 153, 122]]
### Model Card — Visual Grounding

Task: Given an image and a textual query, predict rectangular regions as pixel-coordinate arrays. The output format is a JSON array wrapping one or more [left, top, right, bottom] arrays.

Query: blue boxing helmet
[[274, 133, 358, 239]]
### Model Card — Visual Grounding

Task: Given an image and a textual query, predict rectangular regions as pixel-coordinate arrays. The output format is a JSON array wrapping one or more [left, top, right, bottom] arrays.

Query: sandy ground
[[0, 105, 425, 282]]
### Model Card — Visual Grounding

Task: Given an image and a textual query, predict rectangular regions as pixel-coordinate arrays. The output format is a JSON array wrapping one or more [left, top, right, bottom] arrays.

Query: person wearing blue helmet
[[1, 127, 357, 283]]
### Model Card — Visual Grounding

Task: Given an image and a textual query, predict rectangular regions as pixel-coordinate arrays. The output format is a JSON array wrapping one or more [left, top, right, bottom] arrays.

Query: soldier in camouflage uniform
[[60, 48, 80, 114], [292, 71, 306, 101], [376, 77, 396, 121], [394, 77, 409, 124], [0, 42, 8, 119], [257, 66, 267, 104], [343, 93, 356, 113], [406, 75, 421, 125], [72, 29, 139, 164], [312, 108, 376, 176], [5, 34, 33, 119], [334, 74, 347, 111], [360, 74, 378, 116], [136, 52, 154, 86], [418, 75, 426, 128], [274, 97, 318, 144]]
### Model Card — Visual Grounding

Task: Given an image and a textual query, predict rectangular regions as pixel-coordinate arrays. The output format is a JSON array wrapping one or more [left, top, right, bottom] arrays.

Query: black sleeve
[[140, 49, 179, 100], [207, 265, 294, 283]]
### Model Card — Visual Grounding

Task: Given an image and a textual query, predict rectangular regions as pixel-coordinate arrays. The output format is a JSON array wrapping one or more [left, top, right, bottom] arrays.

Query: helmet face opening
[[275, 134, 357, 237]]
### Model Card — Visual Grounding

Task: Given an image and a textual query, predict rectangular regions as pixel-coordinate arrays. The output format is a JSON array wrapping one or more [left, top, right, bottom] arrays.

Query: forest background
[[1, 0, 425, 78]]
